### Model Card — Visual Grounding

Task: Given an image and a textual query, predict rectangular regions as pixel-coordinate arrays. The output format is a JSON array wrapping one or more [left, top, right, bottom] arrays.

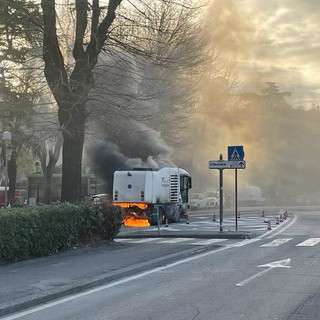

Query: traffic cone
[[238, 211, 241, 219], [261, 210, 265, 217], [280, 214, 283, 222], [212, 214, 216, 222], [186, 215, 190, 224], [276, 217, 279, 225], [267, 220, 272, 230], [165, 218, 169, 227]]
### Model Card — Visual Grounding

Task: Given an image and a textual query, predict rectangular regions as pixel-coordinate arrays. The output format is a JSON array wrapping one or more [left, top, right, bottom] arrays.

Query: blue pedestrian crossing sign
[[228, 146, 244, 161]]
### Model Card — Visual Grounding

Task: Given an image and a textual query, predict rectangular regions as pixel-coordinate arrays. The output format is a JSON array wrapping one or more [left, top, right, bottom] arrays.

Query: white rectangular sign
[[208, 160, 246, 169]]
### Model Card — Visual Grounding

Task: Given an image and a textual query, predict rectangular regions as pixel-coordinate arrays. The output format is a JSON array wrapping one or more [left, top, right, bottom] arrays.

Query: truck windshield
[[180, 175, 190, 203]]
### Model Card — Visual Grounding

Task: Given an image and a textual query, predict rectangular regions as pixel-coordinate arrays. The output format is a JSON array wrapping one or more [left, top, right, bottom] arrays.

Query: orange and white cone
[[267, 220, 272, 230], [238, 211, 241, 219], [212, 214, 216, 222], [261, 210, 265, 217], [276, 217, 279, 225], [165, 218, 169, 227], [186, 215, 190, 224]]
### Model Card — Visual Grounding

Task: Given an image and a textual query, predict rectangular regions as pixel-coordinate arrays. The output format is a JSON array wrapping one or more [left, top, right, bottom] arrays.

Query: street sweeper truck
[[112, 167, 192, 225]]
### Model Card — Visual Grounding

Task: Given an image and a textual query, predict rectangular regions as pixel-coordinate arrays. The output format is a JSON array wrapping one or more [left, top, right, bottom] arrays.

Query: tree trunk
[[60, 130, 85, 203], [59, 103, 86, 204]]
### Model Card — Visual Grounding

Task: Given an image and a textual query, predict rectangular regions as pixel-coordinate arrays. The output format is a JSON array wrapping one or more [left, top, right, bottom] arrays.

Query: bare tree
[[41, 0, 207, 203], [0, 0, 42, 204]]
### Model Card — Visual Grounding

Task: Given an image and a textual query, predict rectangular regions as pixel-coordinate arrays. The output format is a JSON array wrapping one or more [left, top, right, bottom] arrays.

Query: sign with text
[[208, 160, 246, 169]]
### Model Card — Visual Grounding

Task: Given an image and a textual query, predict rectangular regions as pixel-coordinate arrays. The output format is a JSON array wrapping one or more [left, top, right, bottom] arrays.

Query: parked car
[[189, 193, 209, 210], [90, 193, 111, 204], [204, 191, 219, 208]]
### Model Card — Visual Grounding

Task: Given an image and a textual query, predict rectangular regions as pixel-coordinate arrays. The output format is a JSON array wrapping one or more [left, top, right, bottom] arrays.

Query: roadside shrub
[[0, 203, 124, 263], [98, 205, 123, 240]]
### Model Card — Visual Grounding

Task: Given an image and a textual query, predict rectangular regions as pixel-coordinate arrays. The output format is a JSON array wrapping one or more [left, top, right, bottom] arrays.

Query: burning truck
[[112, 167, 192, 227]]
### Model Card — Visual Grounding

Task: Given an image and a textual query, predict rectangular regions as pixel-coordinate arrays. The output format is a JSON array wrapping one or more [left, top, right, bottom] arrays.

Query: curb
[[117, 231, 257, 240]]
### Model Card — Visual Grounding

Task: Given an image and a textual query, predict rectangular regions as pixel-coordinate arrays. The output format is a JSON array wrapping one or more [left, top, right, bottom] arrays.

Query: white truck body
[[113, 167, 192, 223]]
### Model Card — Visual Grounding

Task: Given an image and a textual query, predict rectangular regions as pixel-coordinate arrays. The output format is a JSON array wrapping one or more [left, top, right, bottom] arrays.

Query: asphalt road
[[3, 209, 320, 320]]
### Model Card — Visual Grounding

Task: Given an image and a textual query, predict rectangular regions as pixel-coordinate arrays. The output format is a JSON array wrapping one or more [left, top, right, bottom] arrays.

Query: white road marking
[[115, 238, 162, 244], [191, 239, 228, 245], [158, 238, 196, 243], [266, 213, 297, 239], [230, 238, 261, 247], [236, 268, 272, 287], [296, 238, 320, 246], [236, 258, 291, 287], [260, 238, 292, 247]]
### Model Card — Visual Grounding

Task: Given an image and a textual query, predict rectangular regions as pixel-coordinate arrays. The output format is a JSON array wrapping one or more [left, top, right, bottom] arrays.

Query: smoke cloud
[[84, 0, 320, 206]]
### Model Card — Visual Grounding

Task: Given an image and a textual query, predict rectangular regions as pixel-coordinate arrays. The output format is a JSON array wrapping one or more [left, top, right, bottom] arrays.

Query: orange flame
[[123, 216, 150, 227], [114, 203, 150, 227], [113, 202, 148, 210]]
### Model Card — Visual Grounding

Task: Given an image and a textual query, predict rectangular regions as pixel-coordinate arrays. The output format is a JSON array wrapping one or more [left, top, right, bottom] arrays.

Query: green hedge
[[0, 203, 123, 263]]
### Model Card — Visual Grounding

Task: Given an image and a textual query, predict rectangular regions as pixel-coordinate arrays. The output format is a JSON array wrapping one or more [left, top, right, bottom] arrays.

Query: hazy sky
[[207, 0, 320, 108]]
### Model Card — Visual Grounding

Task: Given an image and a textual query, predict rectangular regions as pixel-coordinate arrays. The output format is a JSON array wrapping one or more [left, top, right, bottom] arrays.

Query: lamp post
[[2, 131, 11, 207]]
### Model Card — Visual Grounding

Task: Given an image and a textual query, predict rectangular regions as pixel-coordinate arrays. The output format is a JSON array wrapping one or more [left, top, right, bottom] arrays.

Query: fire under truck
[[112, 167, 192, 226]]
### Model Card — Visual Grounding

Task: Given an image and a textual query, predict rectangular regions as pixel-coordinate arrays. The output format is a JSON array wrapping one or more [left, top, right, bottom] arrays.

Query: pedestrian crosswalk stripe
[[296, 238, 320, 246], [191, 239, 228, 245], [260, 238, 292, 247], [115, 238, 163, 243], [158, 238, 196, 243]]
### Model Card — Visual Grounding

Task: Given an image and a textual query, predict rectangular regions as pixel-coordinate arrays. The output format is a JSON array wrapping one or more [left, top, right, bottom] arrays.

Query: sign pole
[[235, 168, 238, 232], [208, 146, 245, 233], [219, 154, 224, 232]]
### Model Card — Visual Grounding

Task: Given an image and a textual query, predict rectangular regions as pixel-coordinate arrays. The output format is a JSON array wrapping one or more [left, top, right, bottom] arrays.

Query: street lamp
[[2, 131, 11, 207]]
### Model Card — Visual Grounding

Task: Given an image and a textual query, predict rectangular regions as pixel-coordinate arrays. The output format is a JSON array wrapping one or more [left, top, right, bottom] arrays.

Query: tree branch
[[41, 0, 68, 99], [86, 0, 122, 67], [73, 0, 88, 61]]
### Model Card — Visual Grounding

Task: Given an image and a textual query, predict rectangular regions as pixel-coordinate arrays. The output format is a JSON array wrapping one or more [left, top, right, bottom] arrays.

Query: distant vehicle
[[204, 191, 220, 208], [238, 186, 266, 206], [90, 193, 111, 204], [189, 193, 210, 210]]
